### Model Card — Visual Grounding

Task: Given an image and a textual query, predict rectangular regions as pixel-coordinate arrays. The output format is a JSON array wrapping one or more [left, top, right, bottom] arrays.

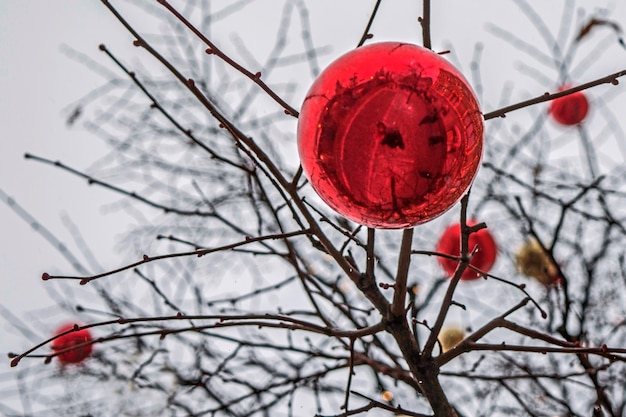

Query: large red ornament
[[549, 86, 589, 126], [297, 42, 484, 228], [51, 323, 93, 365], [436, 222, 497, 280]]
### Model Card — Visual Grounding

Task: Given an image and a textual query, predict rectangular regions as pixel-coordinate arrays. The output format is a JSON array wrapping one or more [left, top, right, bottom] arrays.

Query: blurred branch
[[154, 0, 299, 117]]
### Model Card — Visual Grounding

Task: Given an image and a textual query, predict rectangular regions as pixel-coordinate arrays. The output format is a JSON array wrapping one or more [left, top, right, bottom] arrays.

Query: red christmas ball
[[297, 42, 484, 228], [549, 86, 589, 126], [51, 323, 93, 365], [436, 222, 497, 280]]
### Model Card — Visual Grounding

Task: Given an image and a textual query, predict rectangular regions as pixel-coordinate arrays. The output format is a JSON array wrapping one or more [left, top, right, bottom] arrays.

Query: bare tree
[[4, 1, 626, 416]]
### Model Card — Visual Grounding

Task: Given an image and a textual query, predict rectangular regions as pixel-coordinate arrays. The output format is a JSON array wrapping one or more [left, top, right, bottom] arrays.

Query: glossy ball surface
[[297, 42, 484, 228], [436, 222, 497, 280], [550, 87, 589, 126], [51, 323, 93, 365]]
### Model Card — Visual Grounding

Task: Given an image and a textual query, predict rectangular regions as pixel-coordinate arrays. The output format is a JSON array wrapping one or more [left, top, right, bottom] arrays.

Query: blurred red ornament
[[436, 222, 497, 280], [550, 86, 589, 126], [297, 42, 484, 228], [51, 323, 93, 365]]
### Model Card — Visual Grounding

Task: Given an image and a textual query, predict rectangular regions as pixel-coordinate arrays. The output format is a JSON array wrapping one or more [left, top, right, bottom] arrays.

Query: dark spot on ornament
[[378, 122, 405, 149], [419, 114, 439, 125], [429, 136, 444, 146]]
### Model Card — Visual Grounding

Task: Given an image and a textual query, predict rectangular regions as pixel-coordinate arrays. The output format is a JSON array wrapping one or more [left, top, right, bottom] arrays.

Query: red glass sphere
[[297, 42, 484, 228], [51, 323, 93, 365], [549, 86, 589, 126], [436, 222, 497, 280]]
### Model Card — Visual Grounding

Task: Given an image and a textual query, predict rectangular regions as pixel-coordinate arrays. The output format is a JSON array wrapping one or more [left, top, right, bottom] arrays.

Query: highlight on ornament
[[549, 85, 589, 126], [297, 42, 484, 228], [51, 323, 94, 365], [435, 221, 497, 280]]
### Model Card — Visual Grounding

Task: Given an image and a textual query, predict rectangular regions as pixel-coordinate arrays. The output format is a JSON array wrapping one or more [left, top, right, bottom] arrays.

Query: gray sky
[[1, 0, 626, 359], [0, 1, 137, 344]]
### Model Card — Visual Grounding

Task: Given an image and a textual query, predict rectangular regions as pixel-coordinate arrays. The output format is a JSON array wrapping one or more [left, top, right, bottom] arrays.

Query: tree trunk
[[387, 315, 458, 417]]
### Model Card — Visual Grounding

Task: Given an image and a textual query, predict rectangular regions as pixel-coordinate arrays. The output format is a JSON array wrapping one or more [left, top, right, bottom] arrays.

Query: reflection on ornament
[[51, 323, 93, 365], [516, 239, 560, 286], [550, 86, 589, 126], [436, 221, 497, 280], [297, 42, 484, 228]]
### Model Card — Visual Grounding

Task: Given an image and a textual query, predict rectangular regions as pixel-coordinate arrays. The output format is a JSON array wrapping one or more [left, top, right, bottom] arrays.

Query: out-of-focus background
[[1, 0, 625, 360]]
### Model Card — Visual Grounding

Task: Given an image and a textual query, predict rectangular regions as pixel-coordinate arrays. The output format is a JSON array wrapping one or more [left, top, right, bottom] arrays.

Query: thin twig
[[483, 69, 626, 120], [357, 0, 382, 47], [422, 194, 471, 358], [43, 230, 312, 284], [156, 0, 299, 117]]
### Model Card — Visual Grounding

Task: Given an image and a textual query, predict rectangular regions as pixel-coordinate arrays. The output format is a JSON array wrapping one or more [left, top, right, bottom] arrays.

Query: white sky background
[[0, 0, 625, 394], [0, 2, 135, 347]]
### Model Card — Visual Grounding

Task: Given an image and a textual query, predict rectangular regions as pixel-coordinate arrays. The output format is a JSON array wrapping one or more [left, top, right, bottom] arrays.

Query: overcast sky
[[0, 2, 139, 347], [1, 0, 625, 366]]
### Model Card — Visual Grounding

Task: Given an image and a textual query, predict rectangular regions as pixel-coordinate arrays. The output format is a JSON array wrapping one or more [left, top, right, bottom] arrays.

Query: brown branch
[[356, 0, 382, 47], [319, 391, 432, 417], [155, 0, 299, 117], [343, 337, 356, 411], [464, 342, 626, 358], [390, 228, 414, 317], [24, 153, 217, 217], [412, 247, 546, 318], [42, 230, 312, 284], [483, 69, 626, 120], [419, 0, 432, 49], [437, 297, 533, 366], [10, 314, 385, 367], [97, 44, 244, 170], [421, 194, 471, 359], [101, 0, 390, 315], [10, 321, 117, 367], [365, 228, 376, 280]]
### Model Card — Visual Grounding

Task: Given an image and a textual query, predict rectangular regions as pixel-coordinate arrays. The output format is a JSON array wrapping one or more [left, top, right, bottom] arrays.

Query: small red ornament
[[51, 323, 93, 365], [297, 42, 484, 228], [436, 222, 497, 280], [549, 86, 589, 126]]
